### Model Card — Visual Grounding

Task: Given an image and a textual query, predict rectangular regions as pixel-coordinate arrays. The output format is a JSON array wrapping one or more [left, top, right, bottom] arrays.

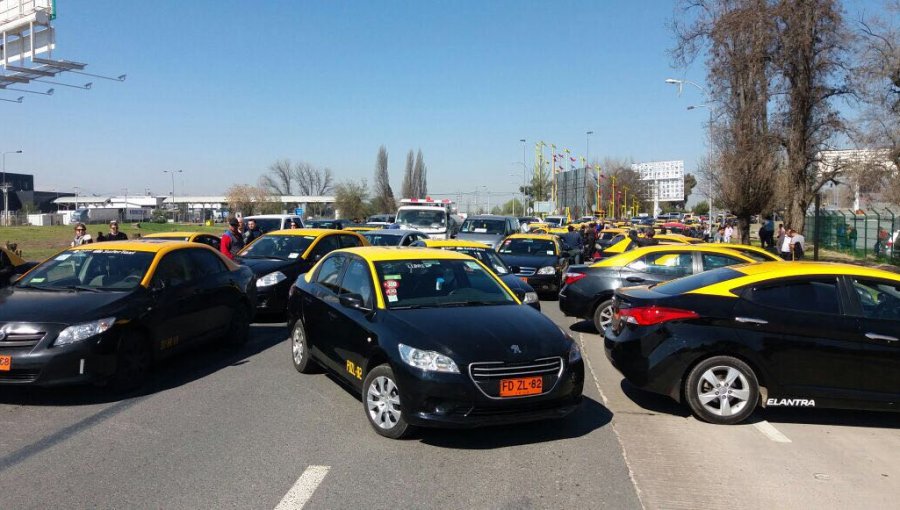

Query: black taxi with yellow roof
[[287, 246, 584, 438], [606, 261, 900, 424], [0, 240, 256, 389], [235, 228, 368, 315], [411, 239, 540, 310], [496, 233, 568, 297]]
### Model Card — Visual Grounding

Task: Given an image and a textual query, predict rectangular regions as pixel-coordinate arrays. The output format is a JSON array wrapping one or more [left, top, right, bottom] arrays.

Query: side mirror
[[339, 293, 370, 311]]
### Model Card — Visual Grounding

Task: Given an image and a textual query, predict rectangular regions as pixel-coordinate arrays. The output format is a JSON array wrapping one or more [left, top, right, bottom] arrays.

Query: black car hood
[[498, 254, 559, 269], [383, 305, 571, 361], [236, 257, 309, 277], [0, 287, 140, 324]]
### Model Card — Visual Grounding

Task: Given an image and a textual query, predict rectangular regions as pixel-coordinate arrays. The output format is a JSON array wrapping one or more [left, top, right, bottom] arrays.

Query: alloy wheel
[[695, 366, 751, 417], [366, 376, 402, 429]]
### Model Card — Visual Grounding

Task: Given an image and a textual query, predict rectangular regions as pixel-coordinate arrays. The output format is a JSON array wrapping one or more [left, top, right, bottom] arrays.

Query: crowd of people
[[70, 220, 130, 247]]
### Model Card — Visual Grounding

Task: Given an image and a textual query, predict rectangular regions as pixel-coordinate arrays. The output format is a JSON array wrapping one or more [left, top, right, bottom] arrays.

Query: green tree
[[373, 145, 396, 213], [334, 179, 371, 220], [694, 200, 710, 215], [401, 151, 415, 198]]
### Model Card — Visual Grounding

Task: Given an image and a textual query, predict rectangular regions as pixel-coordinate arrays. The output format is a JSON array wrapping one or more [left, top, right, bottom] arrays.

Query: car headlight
[[537, 266, 556, 275], [523, 291, 539, 304], [257, 271, 287, 288], [568, 343, 582, 363], [398, 343, 460, 373], [55, 317, 116, 346]]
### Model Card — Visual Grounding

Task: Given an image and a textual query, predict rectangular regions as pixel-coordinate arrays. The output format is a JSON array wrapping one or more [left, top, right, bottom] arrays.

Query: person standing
[[724, 223, 734, 243], [220, 217, 245, 260], [778, 228, 794, 260], [243, 219, 262, 245], [71, 223, 93, 246], [790, 229, 805, 260], [875, 227, 889, 256], [561, 225, 583, 264], [104, 220, 128, 241], [583, 223, 597, 261]]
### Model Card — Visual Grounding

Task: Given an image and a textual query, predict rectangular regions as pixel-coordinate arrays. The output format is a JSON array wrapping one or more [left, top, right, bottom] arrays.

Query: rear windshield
[[251, 218, 283, 233], [364, 233, 403, 246], [653, 267, 743, 295], [460, 219, 506, 234]]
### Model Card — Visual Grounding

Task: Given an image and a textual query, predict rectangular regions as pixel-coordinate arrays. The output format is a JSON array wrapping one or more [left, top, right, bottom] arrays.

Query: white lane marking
[[753, 420, 792, 443], [274, 465, 330, 510]]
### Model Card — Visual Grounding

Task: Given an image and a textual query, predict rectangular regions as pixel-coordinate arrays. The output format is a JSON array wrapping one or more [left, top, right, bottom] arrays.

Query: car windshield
[[364, 233, 404, 246], [544, 217, 565, 227], [498, 238, 556, 256], [239, 235, 316, 260], [17, 249, 155, 291], [309, 220, 338, 229], [374, 259, 515, 309], [460, 219, 506, 234], [453, 248, 510, 275], [397, 209, 446, 228], [250, 218, 283, 233], [653, 267, 743, 295]]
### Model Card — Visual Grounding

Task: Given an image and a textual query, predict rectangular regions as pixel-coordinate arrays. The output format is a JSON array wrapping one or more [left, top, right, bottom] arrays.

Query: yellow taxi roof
[[419, 239, 492, 249], [592, 244, 756, 267], [1, 245, 25, 266], [264, 228, 342, 237], [690, 261, 900, 297], [339, 246, 474, 262], [506, 233, 559, 241], [69, 239, 191, 253]]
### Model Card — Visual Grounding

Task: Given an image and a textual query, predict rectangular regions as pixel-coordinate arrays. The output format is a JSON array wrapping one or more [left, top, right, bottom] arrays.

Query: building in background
[[632, 161, 684, 216]]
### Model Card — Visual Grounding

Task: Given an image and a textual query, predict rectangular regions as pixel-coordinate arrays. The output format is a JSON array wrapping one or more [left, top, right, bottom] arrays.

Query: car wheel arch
[[364, 347, 390, 377], [678, 349, 770, 405]]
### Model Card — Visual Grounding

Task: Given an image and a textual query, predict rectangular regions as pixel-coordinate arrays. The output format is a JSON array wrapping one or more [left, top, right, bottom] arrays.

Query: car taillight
[[564, 272, 587, 286], [617, 306, 699, 326]]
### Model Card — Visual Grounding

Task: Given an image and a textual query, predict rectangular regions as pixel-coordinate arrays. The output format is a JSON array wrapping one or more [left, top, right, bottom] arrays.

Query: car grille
[[469, 357, 563, 399], [0, 369, 41, 382], [0, 330, 45, 349], [515, 266, 536, 276]]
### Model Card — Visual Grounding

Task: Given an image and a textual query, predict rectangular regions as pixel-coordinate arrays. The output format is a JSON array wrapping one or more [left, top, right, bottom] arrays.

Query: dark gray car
[[362, 229, 430, 247]]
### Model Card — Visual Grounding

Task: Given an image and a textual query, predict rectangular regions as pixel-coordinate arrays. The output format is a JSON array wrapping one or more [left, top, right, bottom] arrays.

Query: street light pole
[[666, 78, 714, 225], [2, 150, 23, 226], [164, 169, 183, 223], [520, 138, 527, 215], [586, 131, 593, 168]]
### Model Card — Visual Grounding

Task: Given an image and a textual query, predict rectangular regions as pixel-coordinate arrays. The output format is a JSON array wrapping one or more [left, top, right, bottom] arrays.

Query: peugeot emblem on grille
[[510, 344, 522, 354]]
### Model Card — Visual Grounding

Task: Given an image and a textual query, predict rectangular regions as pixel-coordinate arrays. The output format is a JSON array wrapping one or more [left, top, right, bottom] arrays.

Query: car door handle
[[735, 316, 768, 325], [866, 332, 898, 342], [625, 276, 645, 283]]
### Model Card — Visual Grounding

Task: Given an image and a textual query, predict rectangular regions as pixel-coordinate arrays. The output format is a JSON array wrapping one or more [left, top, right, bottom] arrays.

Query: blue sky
[[0, 0, 884, 203]]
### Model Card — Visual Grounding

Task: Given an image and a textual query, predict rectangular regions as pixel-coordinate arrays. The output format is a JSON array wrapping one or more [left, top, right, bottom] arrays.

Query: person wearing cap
[[104, 220, 128, 241], [220, 217, 245, 260]]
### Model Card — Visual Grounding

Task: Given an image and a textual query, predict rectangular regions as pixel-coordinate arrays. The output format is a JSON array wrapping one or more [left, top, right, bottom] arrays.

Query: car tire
[[290, 319, 316, 374], [684, 356, 759, 425], [363, 364, 411, 439], [592, 299, 614, 335], [110, 332, 152, 393], [225, 305, 251, 347]]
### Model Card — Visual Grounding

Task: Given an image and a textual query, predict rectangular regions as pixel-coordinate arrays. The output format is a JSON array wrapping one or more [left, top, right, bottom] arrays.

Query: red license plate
[[0, 355, 10, 372], [499, 376, 543, 397]]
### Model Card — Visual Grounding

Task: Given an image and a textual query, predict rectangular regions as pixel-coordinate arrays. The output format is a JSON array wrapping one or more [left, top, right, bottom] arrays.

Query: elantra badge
[[510, 344, 522, 354]]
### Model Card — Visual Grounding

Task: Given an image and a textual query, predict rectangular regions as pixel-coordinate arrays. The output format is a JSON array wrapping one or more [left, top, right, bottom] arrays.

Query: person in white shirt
[[779, 229, 794, 260], [724, 224, 734, 243]]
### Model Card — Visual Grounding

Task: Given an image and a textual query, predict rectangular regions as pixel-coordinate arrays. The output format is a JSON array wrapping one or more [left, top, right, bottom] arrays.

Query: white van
[[242, 214, 304, 233]]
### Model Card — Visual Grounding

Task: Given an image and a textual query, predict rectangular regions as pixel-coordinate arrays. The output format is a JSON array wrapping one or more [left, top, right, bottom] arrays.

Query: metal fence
[[806, 208, 898, 264]]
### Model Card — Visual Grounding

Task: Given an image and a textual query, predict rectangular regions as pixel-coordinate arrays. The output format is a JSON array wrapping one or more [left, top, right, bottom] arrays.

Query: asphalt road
[[1, 302, 897, 509]]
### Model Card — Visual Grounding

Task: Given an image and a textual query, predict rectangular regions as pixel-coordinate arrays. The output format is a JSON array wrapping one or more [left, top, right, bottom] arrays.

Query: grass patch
[[1, 223, 226, 261]]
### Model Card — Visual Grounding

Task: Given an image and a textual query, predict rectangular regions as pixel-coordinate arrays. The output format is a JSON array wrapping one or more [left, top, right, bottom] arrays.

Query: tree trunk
[[785, 194, 809, 234], [738, 214, 752, 245]]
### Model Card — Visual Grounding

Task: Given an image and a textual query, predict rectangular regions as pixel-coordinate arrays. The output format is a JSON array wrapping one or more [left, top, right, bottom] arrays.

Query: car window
[[152, 250, 196, 288], [745, 278, 840, 315], [498, 238, 556, 256], [250, 218, 282, 233], [373, 258, 515, 309], [654, 267, 743, 295], [240, 235, 316, 260], [339, 234, 364, 248], [851, 278, 900, 321], [188, 248, 227, 279], [363, 233, 403, 246], [197, 235, 221, 250], [310, 235, 341, 259], [701, 253, 746, 271], [315, 254, 346, 293], [626, 252, 693, 277], [340, 258, 375, 309], [19, 249, 154, 290]]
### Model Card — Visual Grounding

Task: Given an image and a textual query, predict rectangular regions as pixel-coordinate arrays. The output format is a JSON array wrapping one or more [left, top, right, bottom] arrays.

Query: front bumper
[[392, 359, 584, 429], [523, 274, 560, 295], [255, 280, 289, 313], [0, 332, 117, 386]]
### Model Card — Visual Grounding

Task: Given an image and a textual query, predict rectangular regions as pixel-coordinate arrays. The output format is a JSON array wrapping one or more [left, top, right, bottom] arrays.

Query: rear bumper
[[558, 285, 594, 318], [524, 274, 560, 294]]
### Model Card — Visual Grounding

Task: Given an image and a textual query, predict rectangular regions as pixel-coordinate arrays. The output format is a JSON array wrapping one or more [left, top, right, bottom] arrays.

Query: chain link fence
[[806, 208, 898, 264]]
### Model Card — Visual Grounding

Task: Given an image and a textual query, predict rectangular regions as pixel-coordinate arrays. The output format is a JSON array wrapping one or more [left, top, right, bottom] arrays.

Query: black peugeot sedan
[[287, 247, 584, 438], [560, 245, 756, 333], [0, 240, 256, 389], [496, 233, 569, 297], [605, 261, 900, 424], [236, 228, 368, 315]]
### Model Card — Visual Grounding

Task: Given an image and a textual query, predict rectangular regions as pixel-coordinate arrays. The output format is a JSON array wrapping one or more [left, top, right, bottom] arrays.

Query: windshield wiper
[[62, 285, 103, 293], [16, 284, 65, 291]]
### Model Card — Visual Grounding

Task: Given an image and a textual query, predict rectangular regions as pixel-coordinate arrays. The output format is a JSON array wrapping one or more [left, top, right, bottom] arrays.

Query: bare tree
[[373, 146, 396, 213], [334, 179, 371, 220], [401, 150, 415, 198], [292, 162, 334, 196], [773, 0, 852, 232], [259, 159, 293, 196], [225, 184, 280, 216], [673, 0, 779, 243], [413, 149, 428, 197]]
